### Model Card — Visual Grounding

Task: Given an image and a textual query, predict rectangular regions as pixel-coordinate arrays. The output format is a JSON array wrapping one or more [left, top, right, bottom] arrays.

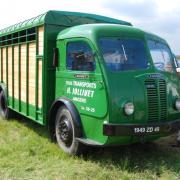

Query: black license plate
[[133, 126, 160, 134]]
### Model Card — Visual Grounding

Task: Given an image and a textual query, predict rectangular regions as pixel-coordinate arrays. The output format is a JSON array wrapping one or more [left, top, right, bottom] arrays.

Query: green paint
[[0, 11, 180, 147], [18, 44, 21, 112]]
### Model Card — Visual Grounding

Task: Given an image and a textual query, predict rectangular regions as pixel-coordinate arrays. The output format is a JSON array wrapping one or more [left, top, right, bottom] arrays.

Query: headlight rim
[[175, 98, 180, 110]]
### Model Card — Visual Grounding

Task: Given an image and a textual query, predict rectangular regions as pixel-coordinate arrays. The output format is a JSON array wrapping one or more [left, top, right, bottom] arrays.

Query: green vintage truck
[[0, 10, 180, 155]]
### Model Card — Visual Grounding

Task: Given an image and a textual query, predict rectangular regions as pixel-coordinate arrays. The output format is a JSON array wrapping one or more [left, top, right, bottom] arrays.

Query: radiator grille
[[145, 79, 167, 122], [159, 79, 167, 120]]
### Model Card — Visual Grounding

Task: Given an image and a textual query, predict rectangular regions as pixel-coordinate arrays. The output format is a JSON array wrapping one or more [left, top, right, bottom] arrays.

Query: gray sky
[[0, 0, 180, 54]]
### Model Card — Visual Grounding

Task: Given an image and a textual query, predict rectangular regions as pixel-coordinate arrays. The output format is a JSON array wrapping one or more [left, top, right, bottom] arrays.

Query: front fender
[[48, 97, 82, 140]]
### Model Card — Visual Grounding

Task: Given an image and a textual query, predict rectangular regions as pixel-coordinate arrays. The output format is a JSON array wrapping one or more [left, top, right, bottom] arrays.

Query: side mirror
[[53, 48, 59, 67], [173, 55, 180, 74]]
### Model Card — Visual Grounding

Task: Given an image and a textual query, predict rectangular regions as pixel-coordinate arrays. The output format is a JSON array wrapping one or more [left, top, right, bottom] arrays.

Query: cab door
[[56, 38, 107, 118]]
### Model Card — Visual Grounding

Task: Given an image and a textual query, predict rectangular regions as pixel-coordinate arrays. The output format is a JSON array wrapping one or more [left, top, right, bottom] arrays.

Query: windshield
[[147, 40, 174, 73], [99, 38, 148, 72]]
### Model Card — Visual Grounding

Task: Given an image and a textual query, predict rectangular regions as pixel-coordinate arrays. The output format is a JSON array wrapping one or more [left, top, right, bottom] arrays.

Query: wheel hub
[[58, 117, 73, 146]]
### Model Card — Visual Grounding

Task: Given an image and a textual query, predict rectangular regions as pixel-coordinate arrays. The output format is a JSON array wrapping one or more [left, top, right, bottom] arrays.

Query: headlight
[[124, 102, 134, 115], [175, 99, 180, 110]]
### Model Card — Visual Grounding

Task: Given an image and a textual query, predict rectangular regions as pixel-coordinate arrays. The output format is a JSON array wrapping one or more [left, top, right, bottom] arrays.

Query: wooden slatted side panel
[[8, 47, 12, 96], [20, 44, 26, 102], [0, 25, 44, 120], [14, 46, 19, 99], [38, 26, 44, 55], [29, 43, 36, 106], [2, 48, 6, 83]]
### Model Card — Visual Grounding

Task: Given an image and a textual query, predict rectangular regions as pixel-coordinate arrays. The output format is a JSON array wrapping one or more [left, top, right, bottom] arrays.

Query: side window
[[67, 41, 95, 71], [148, 40, 174, 73]]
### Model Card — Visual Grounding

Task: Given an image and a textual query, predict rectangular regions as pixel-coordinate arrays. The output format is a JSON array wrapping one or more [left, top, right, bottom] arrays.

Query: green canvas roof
[[0, 10, 132, 36]]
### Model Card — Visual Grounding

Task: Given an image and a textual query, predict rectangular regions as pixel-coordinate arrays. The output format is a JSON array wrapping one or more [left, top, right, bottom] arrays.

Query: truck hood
[[105, 70, 180, 124]]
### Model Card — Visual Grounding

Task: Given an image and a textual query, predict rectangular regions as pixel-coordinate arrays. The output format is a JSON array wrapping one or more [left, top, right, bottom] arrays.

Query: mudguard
[[49, 97, 82, 140]]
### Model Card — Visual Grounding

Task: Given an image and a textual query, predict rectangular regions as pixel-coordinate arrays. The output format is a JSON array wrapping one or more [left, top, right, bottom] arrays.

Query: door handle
[[98, 81, 104, 90]]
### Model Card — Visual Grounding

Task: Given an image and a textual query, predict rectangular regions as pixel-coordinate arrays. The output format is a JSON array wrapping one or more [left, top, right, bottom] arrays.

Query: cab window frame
[[66, 39, 96, 72]]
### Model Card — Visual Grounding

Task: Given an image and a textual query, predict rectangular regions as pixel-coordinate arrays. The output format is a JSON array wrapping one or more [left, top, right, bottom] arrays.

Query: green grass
[[0, 117, 180, 180]]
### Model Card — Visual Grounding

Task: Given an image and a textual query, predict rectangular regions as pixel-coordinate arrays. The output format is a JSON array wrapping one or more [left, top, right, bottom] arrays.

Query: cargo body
[[0, 26, 44, 122], [0, 11, 180, 155]]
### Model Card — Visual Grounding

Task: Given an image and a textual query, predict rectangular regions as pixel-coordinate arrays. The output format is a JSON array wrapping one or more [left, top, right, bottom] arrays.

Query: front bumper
[[103, 120, 180, 136]]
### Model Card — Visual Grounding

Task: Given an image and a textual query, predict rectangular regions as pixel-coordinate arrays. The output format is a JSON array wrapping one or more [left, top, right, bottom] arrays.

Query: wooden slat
[[20, 44, 26, 102], [38, 26, 44, 55], [2, 48, 6, 83], [8, 47, 12, 96], [28, 43, 36, 105], [14, 46, 19, 99]]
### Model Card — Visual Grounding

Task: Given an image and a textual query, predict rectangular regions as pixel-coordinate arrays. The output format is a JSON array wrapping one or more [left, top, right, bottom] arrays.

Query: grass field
[[0, 117, 180, 180]]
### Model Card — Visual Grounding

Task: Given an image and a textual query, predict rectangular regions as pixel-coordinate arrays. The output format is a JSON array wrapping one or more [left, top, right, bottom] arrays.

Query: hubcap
[[58, 116, 73, 146]]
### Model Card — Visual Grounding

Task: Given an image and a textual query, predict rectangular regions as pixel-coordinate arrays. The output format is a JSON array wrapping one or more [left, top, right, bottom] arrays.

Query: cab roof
[[57, 23, 167, 44], [57, 23, 144, 39]]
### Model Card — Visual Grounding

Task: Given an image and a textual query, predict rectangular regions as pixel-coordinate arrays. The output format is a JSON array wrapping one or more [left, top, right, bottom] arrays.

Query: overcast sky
[[0, 0, 180, 54]]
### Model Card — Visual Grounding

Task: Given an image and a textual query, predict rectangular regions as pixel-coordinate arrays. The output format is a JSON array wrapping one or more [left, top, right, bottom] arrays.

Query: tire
[[55, 106, 84, 155], [0, 91, 12, 119]]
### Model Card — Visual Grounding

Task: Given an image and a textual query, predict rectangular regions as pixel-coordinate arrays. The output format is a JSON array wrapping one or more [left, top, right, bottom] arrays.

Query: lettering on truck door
[[59, 39, 107, 118]]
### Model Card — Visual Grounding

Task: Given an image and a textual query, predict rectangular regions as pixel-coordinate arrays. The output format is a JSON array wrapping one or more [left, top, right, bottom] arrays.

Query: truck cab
[[53, 23, 180, 154]]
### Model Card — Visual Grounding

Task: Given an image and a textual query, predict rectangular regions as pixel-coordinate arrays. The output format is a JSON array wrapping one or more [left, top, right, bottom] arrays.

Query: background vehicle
[[0, 11, 180, 155]]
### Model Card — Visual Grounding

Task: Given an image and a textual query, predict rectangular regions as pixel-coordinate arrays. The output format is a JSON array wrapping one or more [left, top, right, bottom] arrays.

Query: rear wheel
[[0, 91, 12, 119], [55, 106, 84, 155]]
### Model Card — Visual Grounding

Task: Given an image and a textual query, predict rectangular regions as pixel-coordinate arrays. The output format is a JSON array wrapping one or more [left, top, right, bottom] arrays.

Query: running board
[[76, 138, 104, 146]]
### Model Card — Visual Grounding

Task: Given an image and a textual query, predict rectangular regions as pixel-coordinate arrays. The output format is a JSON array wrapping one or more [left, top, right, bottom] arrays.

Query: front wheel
[[55, 106, 84, 155]]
